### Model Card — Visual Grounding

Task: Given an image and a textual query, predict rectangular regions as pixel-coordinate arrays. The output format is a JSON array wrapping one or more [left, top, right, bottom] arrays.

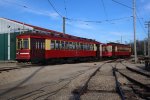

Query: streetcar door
[[31, 38, 45, 63]]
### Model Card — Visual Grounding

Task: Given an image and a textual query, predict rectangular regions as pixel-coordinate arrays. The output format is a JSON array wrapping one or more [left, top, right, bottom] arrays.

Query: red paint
[[16, 50, 30, 60], [45, 50, 96, 59]]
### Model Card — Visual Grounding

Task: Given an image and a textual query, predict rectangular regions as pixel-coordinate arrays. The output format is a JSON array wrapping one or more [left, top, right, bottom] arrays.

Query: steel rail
[[73, 62, 107, 100], [126, 66, 150, 78], [117, 69, 150, 91], [112, 67, 125, 100], [73, 60, 118, 100]]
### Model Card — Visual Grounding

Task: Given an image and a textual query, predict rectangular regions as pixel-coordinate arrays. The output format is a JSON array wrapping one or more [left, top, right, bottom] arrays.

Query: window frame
[[51, 40, 55, 50]]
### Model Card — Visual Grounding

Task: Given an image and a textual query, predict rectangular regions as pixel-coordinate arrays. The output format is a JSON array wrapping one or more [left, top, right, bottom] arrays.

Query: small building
[[0, 18, 58, 61]]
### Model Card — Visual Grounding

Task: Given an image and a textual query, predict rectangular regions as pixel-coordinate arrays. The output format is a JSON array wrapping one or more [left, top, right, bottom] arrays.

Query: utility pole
[[23, 22, 25, 33], [144, 38, 147, 56], [121, 35, 122, 44], [145, 21, 150, 57], [148, 21, 150, 57], [133, 0, 137, 63], [63, 17, 66, 34], [7, 26, 11, 60]]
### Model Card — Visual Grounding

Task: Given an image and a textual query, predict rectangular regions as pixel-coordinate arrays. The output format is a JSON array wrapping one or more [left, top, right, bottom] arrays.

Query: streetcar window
[[69, 42, 73, 50], [37, 41, 39, 49], [55, 40, 60, 49], [90, 44, 93, 50], [36, 41, 38, 49], [90, 44, 94, 51], [84, 44, 87, 50], [61, 41, 65, 49], [107, 46, 112, 52], [40, 41, 42, 49], [80, 43, 83, 50], [51, 40, 55, 50], [102, 46, 107, 51], [87, 44, 90, 50], [43, 42, 45, 49], [65, 42, 69, 49], [73, 42, 76, 50], [76, 42, 80, 50], [23, 39, 29, 49], [83, 44, 85, 50], [17, 39, 22, 49], [59, 41, 62, 49]]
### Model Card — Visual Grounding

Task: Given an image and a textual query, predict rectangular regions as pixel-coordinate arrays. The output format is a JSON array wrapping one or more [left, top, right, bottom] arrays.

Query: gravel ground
[[81, 63, 120, 100], [0, 61, 102, 100], [0, 60, 147, 100], [81, 92, 120, 100], [115, 62, 146, 100]]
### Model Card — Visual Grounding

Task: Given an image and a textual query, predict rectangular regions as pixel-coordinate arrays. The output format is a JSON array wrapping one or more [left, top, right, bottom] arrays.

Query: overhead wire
[[112, 0, 147, 36], [2, 0, 28, 8], [2, 0, 133, 25], [112, 0, 133, 9], [100, 0, 108, 20], [2, 0, 63, 18], [136, 14, 147, 36], [47, 0, 63, 18], [66, 16, 132, 24], [136, 8, 148, 36]]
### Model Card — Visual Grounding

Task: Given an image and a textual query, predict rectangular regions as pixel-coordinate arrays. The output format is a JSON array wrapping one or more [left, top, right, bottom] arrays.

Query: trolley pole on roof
[[63, 17, 66, 34], [133, 0, 137, 63]]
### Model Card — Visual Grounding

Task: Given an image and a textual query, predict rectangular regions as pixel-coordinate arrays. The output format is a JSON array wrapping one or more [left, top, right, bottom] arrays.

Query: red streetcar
[[16, 32, 102, 64], [102, 43, 131, 58], [102, 44, 113, 57]]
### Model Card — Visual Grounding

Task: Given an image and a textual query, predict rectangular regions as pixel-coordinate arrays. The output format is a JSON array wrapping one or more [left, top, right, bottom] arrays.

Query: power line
[[112, 0, 133, 9], [136, 14, 147, 36], [136, 7, 147, 35], [66, 16, 132, 23], [3, 0, 28, 8], [100, 0, 108, 19], [112, 0, 147, 36], [47, 0, 63, 18]]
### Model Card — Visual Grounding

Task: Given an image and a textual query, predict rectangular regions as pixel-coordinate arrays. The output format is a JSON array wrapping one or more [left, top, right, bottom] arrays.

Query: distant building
[[0, 17, 58, 61]]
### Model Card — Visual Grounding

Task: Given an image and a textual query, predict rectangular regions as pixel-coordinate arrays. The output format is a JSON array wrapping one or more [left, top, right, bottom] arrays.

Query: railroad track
[[113, 61, 150, 100], [0, 64, 42, 73], [121, 63, 150, 78], [0, 67, 21, 73], [72, 59, 118, 100], [0, 59, 120, 99]]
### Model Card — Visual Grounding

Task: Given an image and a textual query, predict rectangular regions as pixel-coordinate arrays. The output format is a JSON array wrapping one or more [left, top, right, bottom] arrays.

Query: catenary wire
[[47, 0, 63, 18], [100, 0, 108, 20], [112, 0, 133, 9], [112, 0, 147, 36]]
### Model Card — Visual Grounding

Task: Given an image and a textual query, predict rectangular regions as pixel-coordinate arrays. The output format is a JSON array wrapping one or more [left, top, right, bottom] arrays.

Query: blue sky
[[0, 0, 150, 43]]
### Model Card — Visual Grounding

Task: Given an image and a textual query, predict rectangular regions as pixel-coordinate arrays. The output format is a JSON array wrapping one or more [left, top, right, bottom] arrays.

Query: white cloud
[[0, 0, 59, 19], [23, 8, 59, 19]]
